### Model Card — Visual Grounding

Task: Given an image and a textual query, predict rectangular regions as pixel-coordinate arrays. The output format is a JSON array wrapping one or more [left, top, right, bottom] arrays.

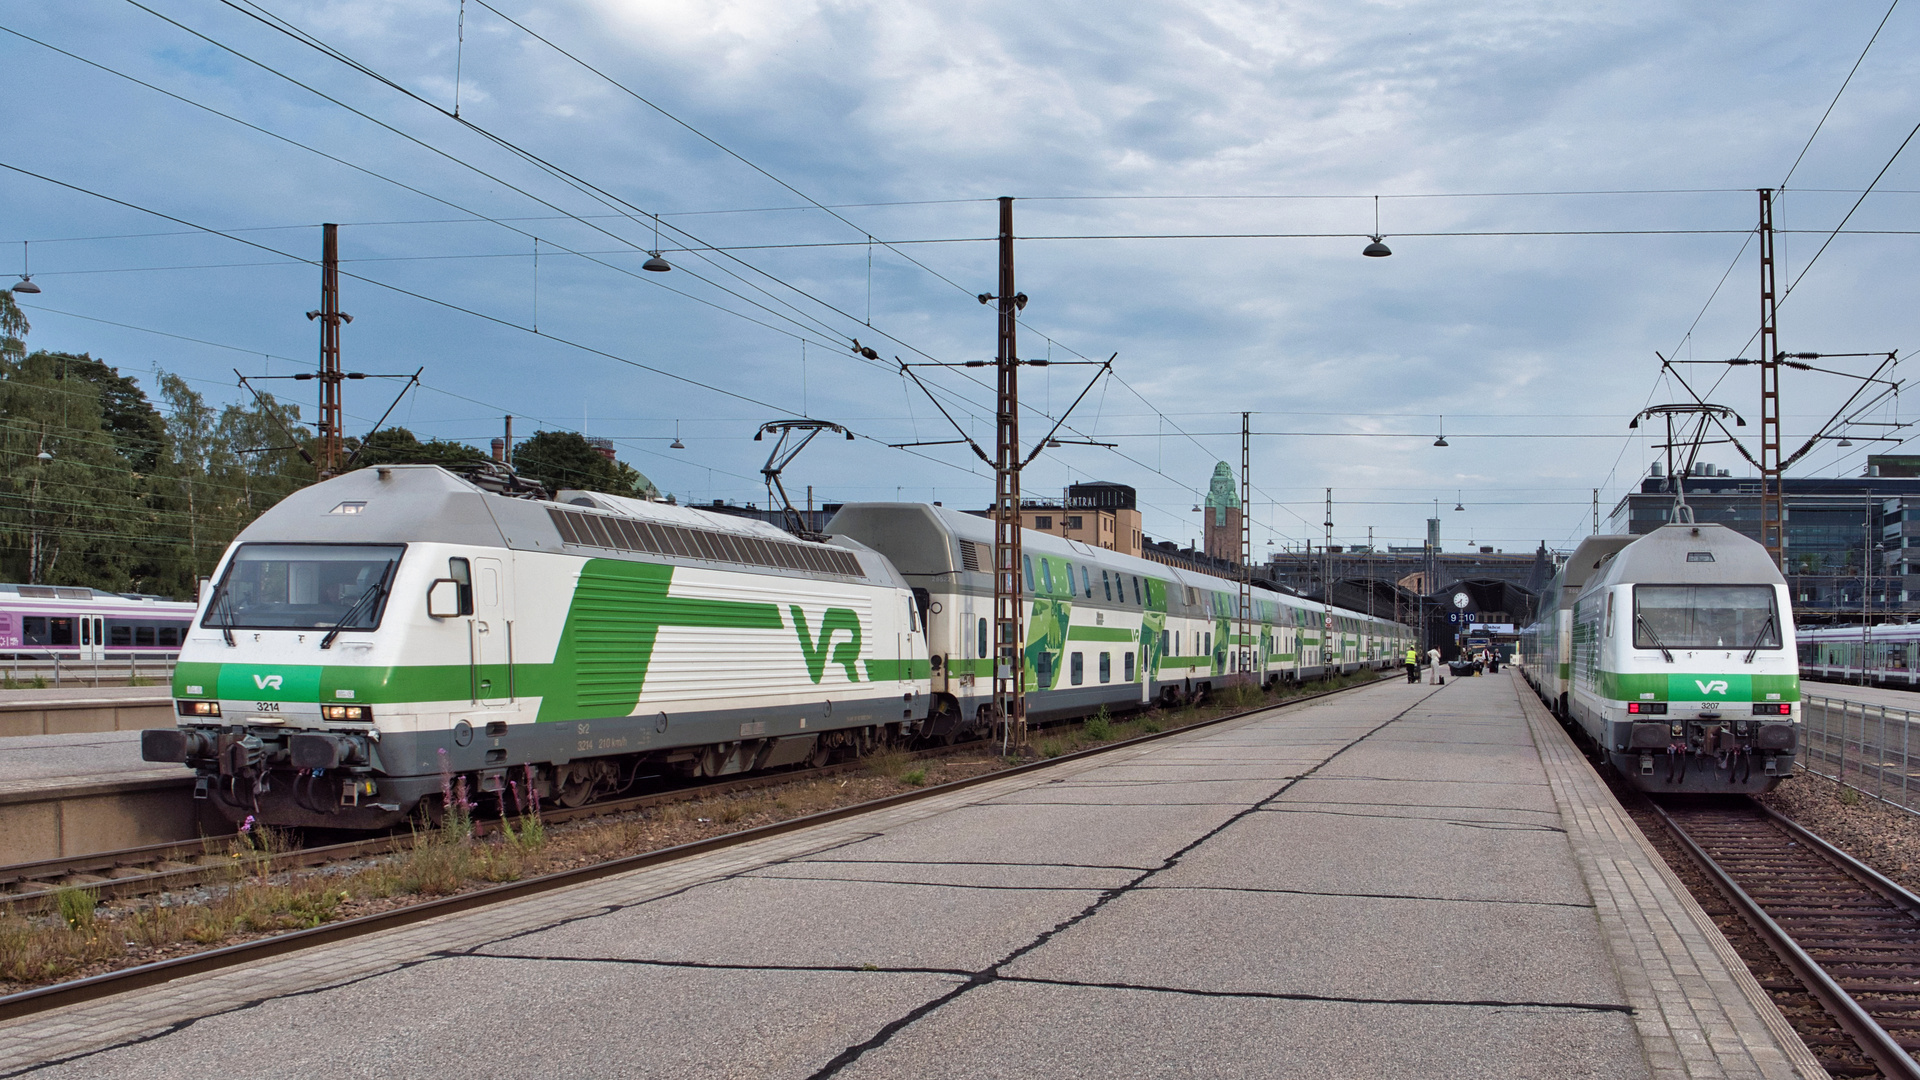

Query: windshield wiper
[[321, 562, 394, 650], [1742, 612, 1777, 665], [210, 586, 235, 647], [1636, 614, 1674, 663]]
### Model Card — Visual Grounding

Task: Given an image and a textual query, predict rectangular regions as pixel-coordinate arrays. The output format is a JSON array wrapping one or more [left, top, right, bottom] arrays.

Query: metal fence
[[1, 656, 176, 689], [1801, 695, 1920, 817]]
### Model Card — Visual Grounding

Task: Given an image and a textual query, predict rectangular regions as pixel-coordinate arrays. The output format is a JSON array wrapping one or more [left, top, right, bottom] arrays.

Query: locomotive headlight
[[1670, 721, 1685, 737], [322, 705, 373, 722], [176, 700, 221, 718], [1627, 702, 1667, 715]]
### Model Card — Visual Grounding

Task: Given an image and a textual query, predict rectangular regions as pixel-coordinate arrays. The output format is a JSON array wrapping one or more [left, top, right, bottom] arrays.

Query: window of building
[[1035, 516, 1052, 530], [1099, 652, 1111, 683], [1124, 651, 1135, 680], [1065, 516, 1083, 529], [1070, 652, 1084, 685]]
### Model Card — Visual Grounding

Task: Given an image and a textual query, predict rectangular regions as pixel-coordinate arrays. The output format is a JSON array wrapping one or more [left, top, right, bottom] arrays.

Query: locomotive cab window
[[203, 543, 405, 631], [1634, 585, 1780, 651]]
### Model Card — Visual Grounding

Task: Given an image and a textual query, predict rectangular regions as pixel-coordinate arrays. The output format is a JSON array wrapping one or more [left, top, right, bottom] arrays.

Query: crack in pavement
[[997, 974, 1635, 1014]]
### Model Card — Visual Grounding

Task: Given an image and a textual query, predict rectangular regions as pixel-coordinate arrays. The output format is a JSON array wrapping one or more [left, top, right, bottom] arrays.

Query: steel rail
[[1649, 800, 1920, 1080], [0, 741, 975, 911], [0, 671, 1394, 1022]]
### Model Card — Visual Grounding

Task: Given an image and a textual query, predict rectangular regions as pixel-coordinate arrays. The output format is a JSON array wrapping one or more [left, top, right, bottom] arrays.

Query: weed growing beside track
[[0, 670, 1382, 993]]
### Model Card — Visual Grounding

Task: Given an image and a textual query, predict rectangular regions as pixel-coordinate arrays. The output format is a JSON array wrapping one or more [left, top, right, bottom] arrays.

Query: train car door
[[472, 557, 511, 707], [79, 615, 105, 661]]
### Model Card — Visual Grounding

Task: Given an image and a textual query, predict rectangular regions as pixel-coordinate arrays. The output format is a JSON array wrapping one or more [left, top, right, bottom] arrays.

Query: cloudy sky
[[6, 0, 1919, 555]]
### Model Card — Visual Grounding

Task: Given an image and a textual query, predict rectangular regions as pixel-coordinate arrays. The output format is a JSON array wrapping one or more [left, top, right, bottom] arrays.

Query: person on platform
[[1405, 646, 1419, 683], [1427, 646, 1442, 684]]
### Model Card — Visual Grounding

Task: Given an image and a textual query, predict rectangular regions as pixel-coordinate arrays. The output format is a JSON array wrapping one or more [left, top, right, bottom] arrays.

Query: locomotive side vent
[[547, 507, 865, 579]]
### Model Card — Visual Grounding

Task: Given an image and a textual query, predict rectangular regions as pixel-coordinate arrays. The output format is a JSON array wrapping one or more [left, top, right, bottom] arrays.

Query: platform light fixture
[[642, 213, 673, 271], [11, 241, 38, 294], [1362, 196, 1393, 258], [1433, 415, 1448, 448], [670, 420, 685, 450]]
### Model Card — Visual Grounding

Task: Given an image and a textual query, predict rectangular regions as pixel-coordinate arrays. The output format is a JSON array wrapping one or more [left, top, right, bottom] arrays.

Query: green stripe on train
[[1596, 671, 1800, 702], [1067, 626, 1136, 642]]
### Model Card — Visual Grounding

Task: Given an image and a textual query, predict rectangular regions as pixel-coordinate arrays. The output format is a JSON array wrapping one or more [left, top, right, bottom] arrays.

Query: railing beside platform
[[0, 657, 176, 689], [1800, 695, 1920, 817]]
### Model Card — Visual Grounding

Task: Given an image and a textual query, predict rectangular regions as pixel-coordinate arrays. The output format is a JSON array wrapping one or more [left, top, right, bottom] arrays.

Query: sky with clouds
[[5, 0, 1920, 556]]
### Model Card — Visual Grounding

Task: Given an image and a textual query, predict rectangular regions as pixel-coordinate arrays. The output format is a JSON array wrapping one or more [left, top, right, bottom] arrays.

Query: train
[[1798, 623, 1920, 688], [0, 583, 197, 660], [1518, 521, 1800, 793], [140, 464, 1413, 830]]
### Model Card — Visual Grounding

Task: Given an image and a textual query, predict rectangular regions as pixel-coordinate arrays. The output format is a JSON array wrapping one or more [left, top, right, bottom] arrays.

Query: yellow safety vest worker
[[1406, 648, 1418, 664]]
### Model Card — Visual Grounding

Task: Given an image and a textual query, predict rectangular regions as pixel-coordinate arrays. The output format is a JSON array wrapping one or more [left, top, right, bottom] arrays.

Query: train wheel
[[553, 760, 616, 807]]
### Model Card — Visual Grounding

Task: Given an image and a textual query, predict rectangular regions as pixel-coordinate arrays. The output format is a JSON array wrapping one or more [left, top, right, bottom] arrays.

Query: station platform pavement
[[1799, 677, 1920, 713], [0, 673, 1827, 1079]]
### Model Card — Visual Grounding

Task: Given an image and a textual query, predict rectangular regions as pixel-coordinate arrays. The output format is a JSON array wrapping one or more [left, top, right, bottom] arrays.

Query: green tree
[[0, 291, 25, 360], [0, 351, 144, 588], [343, 426, 488, 470], [512, 430, 659, 498]]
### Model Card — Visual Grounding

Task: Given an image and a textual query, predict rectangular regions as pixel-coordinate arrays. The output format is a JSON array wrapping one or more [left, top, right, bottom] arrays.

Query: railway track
[[1651, 797, 1920, 1080], [0, 740, 978, 912], [0, 672, 1392, 1022]]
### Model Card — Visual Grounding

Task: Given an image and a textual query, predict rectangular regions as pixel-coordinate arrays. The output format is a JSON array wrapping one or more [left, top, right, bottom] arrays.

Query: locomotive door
[[471, 557, 511, 707], [79, 616, 105, 661]]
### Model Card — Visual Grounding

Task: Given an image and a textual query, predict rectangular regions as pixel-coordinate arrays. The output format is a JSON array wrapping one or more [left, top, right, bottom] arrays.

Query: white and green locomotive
[[144, 465, 929, 829], [1521, 522, 1799, 793], [144, 470, 1410, 830]]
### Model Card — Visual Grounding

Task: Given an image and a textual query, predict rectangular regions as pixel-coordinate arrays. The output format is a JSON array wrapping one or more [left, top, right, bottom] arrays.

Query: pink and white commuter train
[[0, 583, 197, 660]]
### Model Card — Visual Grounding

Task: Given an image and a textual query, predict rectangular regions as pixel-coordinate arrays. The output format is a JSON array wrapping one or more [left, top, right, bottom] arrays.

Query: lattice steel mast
[[1758, 190, 1783, 567]]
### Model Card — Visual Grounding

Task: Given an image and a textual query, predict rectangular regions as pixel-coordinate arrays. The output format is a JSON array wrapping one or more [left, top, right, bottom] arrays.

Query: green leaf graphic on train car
[[792, 605, 862, 683], [1025, 596, 1071, 690], [1141, 610, 1166, 678]]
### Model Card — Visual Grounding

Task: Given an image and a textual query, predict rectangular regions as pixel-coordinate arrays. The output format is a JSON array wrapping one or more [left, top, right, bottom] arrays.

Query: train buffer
[[0, 674, 1826, 1077]]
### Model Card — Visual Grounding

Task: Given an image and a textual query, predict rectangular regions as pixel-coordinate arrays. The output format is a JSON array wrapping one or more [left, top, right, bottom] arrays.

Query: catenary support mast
[[1758, 190, 1783, 567], [992, 197, 1026, 749], [1239, 412, 1252, 678]]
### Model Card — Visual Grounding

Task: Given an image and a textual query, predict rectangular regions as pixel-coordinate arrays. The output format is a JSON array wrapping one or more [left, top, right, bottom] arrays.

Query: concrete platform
[[1799, 679, 1920, 714], [0, 688, 172, 738], [0, 732, 209, 865], [0, 674, 1827, 1078]]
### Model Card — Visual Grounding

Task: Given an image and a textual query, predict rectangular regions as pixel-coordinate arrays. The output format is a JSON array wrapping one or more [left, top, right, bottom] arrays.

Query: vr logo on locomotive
[[252, 674, 284, 690], [1695, 679, 1729, 696]]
